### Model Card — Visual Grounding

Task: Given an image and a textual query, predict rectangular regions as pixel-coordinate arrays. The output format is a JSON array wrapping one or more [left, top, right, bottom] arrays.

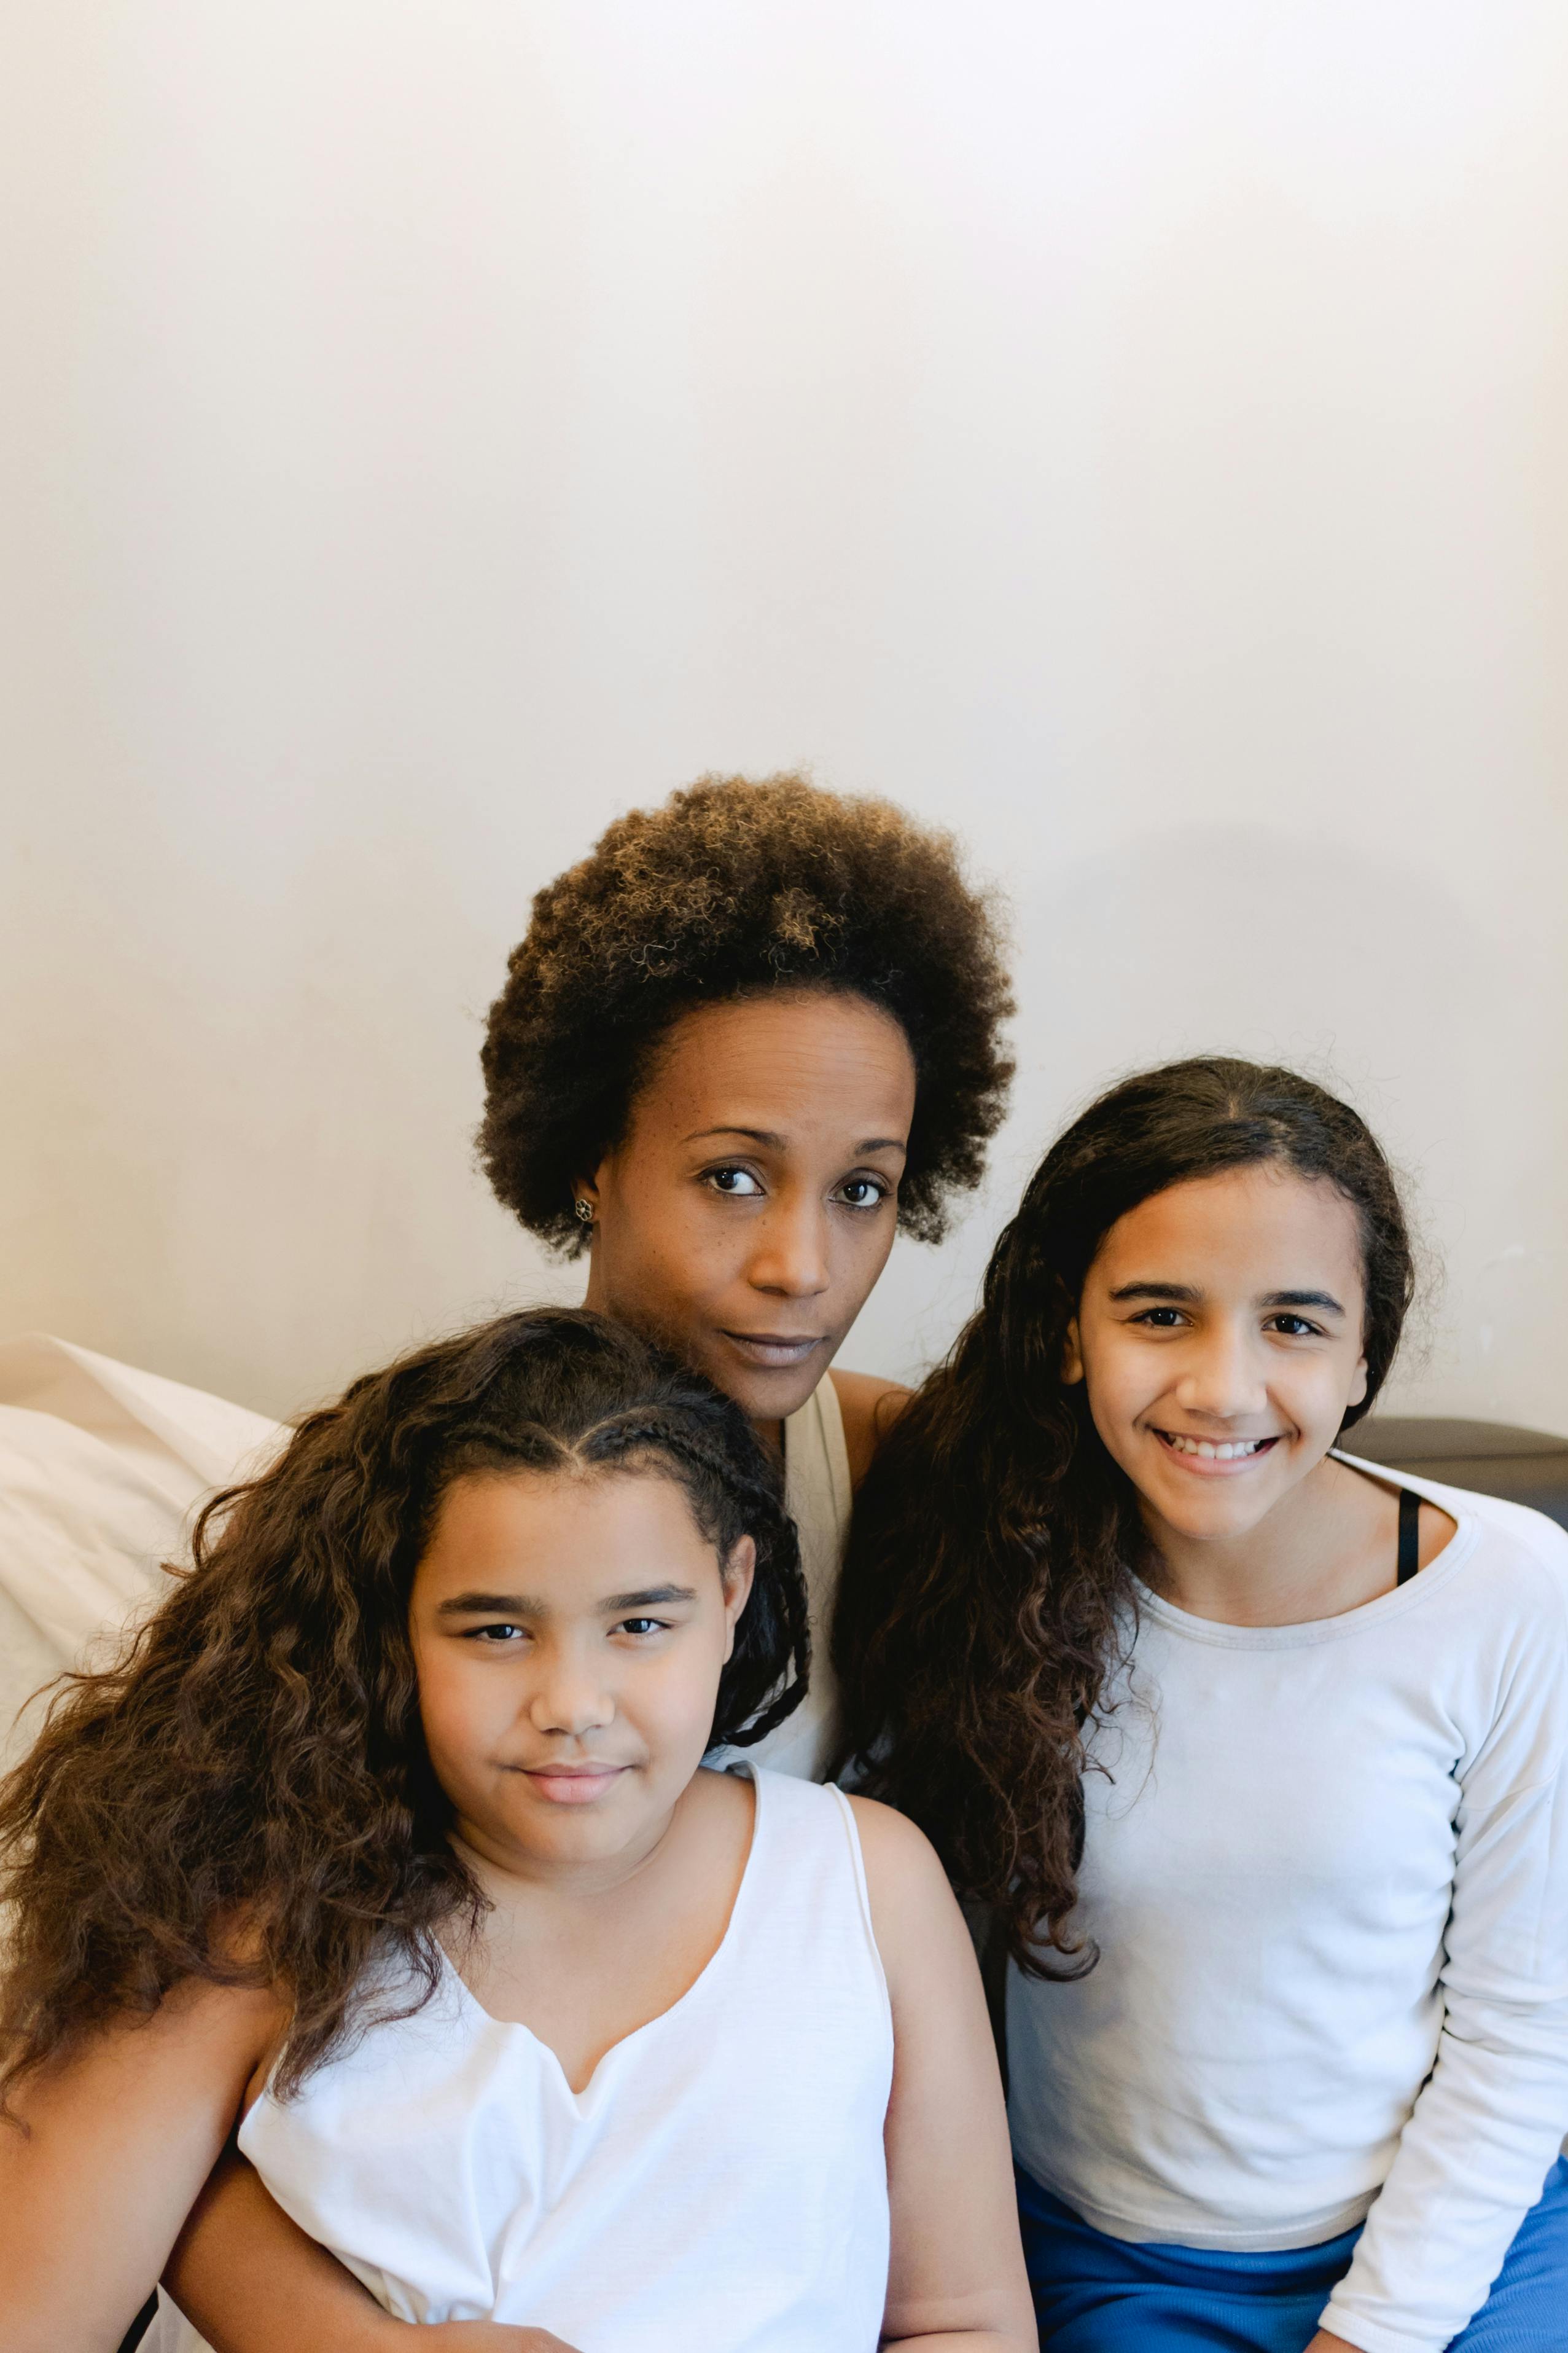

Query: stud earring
[[574, 1197, 595, 1226]]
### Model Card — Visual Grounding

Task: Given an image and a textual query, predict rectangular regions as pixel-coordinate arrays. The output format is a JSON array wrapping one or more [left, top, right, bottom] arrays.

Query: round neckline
[[1129, 1460, 1480, 1650], [442, 1763, 766, 2102]]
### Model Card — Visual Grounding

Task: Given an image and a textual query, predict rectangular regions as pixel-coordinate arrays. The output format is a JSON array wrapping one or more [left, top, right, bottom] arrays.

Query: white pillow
[[0, 1336, 283, 1765]]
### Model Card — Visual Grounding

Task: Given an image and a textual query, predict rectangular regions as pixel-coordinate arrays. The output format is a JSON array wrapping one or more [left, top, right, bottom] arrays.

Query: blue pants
[[1018, 2156, 1568, 2351]]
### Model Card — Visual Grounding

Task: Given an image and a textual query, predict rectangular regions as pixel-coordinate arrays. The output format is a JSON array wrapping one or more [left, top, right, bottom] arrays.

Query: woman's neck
[[754, 1415, 785, 1464], [577, 1263, 787, 1462]]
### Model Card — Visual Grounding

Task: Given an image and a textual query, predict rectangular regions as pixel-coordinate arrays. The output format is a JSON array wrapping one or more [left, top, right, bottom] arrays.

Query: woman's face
[[580, 989, 916, 1430]]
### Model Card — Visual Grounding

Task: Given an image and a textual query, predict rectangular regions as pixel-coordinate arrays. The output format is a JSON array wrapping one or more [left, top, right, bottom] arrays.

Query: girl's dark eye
[[706, 1167, 763, 1197], [471, 1624, 523, 1643], [1268, 1315, 1319, 1338], [837, 1178, 887, 1209], [620, 1618, 664, 1637], [1135, 1307, 1185, 1328]]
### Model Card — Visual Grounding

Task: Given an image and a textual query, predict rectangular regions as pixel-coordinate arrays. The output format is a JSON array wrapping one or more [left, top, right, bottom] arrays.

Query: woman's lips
[[523, 1766, 628, 1804], [718, 1331, 827, 1368]]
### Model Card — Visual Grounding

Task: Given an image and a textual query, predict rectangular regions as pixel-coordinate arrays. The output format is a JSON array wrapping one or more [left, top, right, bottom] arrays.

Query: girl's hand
[[1304, 2335, 1359, 2353]]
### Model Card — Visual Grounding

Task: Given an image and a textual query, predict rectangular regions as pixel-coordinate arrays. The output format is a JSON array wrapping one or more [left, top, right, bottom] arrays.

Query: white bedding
[[0, 1337, 281, 1766]]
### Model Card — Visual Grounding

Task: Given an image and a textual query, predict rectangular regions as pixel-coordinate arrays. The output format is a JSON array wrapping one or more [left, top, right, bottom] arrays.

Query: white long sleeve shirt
[[1007, 1456, 1568, 2353]]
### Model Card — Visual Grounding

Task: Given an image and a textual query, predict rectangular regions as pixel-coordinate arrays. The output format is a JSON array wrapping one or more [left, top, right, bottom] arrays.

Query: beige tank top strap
[[784, 1372, 853, 1624], [740, 1374, 852, 1779]]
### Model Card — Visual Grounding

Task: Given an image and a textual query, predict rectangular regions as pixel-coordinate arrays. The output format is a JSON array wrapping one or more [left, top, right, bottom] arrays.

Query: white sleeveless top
[[714, 1373, 852, 1782], [146, 1769, 893, 2353]]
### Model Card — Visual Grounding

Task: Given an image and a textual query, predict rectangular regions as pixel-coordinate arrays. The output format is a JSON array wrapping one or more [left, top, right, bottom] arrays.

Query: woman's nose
[[747, 1195, 832, 1299]]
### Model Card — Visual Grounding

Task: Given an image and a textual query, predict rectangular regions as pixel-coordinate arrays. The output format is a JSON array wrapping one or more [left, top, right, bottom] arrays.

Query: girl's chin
[[1133, 1444, 1288, 1520]]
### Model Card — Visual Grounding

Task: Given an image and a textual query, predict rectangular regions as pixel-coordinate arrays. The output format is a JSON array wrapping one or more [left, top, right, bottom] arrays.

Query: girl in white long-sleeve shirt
[[838, 1057, 1568, 2353]]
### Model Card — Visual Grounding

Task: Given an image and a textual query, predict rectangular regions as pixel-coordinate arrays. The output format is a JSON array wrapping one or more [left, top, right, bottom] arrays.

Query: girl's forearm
[[164, 2154, 395, 2353], [166, 2156, 583, 2352]]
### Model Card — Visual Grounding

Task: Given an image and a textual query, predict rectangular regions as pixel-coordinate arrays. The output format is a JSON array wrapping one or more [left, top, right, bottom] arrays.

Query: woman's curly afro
[[479, 772, 1015, 1256]]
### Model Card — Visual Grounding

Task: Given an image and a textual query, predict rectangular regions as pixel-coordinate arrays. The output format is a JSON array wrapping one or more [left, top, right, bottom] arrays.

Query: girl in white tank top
[[153, 1771, 889, 2350], [0, 1310, 1030, 2353]]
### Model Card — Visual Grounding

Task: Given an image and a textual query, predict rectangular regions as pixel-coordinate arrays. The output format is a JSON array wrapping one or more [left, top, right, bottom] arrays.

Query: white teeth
[[1162, 1432, 1270, 1459]]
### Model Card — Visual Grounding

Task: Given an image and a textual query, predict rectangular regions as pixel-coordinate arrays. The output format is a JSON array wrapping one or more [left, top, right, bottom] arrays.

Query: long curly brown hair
[[0, 1310, 806, 2112], [478, 772, 1014, 1255], [833, 1057, 1415, 1975]]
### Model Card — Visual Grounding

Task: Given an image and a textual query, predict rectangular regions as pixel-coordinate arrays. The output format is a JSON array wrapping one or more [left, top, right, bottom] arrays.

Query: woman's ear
[[1348, 1350, 1369, 1411], [720, 1535, 757, 1661], [1062, 1318, 1085, 1385]]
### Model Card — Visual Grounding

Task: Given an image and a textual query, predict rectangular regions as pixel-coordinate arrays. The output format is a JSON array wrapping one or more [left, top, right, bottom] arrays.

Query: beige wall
[[4, 1, 1567, 1427]]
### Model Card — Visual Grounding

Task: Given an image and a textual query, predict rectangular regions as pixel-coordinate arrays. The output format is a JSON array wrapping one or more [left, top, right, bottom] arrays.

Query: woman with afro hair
[[475, 769, 1013, 1779], [152, 771, 1014, 2352]]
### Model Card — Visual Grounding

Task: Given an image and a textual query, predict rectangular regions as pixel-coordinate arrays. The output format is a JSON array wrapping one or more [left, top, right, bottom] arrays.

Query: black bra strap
[[980, 1906, 1011, 2102], [1397, 1487, 1422, 1585]]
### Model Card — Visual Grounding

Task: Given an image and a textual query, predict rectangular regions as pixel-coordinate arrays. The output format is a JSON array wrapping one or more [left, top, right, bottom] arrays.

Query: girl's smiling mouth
[[1152, 1428, 1282, 1469]]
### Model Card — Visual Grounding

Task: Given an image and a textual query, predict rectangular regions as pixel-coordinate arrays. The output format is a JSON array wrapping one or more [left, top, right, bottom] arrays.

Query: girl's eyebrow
[[1109, 1281, 1199, 1302], [435, 1583, 700, 1618], [436, 1589, 542, 1617], [600, 1584, 698, 1612], [1108, 1281, 1346, 1315]]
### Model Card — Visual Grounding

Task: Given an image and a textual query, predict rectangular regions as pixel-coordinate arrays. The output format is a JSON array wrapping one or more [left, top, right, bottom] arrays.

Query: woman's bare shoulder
[[829, 1370, 913, 1489]]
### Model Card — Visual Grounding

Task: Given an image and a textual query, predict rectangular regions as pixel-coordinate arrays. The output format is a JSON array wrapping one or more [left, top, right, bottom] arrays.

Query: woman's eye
[[836, 1177, 888, 1210], [1134, 1307, 1185, 1328], [1268, 1314, 1320, 1339], [618, 1618, 665, 1637], [705, 1167, 763, 1197], [470, 1623, 524, 1644]]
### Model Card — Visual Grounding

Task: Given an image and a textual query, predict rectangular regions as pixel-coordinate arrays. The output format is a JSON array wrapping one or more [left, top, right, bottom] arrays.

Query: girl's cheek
[[426, 1672, 492, 1755]]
